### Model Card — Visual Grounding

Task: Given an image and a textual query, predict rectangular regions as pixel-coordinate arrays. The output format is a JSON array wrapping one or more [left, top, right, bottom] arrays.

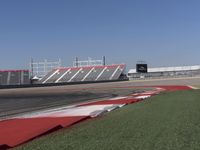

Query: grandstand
[[128, 65, 200, 79], [0, 70, 30, 85], [0, 58, 127, 87], [38, 64, 126, 84]]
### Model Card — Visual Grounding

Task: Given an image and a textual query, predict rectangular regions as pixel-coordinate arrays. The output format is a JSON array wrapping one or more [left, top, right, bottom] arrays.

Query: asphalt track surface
[[0, 77, 200, 119]]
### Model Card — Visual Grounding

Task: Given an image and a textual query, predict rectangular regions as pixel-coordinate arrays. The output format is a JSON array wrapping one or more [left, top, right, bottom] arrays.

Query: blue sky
[[0, 0, 200, 70]]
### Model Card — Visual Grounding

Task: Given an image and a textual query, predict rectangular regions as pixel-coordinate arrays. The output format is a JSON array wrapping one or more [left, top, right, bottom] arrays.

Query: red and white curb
[[187, 85, 199, 90], [1, 88, 163, 121]]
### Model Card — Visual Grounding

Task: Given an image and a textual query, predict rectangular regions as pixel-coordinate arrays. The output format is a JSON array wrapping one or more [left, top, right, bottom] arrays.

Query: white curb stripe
[[187, 85, 199, 89]]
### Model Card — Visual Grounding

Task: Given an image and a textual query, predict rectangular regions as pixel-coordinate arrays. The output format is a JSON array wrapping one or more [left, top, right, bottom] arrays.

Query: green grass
[[16, 90, 200, 150]]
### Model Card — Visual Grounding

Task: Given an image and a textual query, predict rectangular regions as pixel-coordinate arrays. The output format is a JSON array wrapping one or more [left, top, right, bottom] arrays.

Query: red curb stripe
[[0, 116, 88, 148], [78, 99, 140, 106]]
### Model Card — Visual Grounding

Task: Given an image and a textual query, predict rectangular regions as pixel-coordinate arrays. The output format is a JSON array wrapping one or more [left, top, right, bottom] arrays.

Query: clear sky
[[0, 0, 200, 70]]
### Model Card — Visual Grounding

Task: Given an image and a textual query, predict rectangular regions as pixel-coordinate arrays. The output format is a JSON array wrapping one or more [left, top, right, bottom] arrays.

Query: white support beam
[[42, 69, 59, 84], [7, 72, 11, 85], [55, 69, 71, 83], [95, 67, 107, 81], [109, 66, 121, 80], [68, 68, 83, 82], [81, 67, 95, 81]]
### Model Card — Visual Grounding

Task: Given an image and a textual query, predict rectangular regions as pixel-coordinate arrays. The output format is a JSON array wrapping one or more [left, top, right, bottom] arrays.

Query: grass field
[[16, 90, 200, 150]]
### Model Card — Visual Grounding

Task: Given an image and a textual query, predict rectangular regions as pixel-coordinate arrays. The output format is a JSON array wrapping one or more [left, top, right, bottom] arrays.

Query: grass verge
[[16, 90, 200, 150]]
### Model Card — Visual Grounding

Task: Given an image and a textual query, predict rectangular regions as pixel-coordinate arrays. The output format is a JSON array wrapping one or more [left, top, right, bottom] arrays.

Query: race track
[[0, 77, 200, 119]]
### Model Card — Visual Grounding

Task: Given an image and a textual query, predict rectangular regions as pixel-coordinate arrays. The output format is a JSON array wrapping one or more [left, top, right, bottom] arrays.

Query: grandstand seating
[[39, 64, 126, 84], [97, 66, 122, 81], [83, 67, 103, 81], [71, 67, 91, 82], [0, 70, 30, 85], [39, 70, 56, 83], [0, 71, 8, 85]]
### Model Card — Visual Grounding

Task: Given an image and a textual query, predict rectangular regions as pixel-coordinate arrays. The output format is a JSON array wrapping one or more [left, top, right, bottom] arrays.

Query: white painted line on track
[[105, 105, 122, 112], [134, 95, 151, 99], [108, 96, 128, 100], [118, 104, 126, 108]]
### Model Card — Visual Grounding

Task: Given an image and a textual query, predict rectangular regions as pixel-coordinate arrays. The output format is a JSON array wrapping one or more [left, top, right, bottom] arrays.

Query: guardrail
[[0, 78, 129, 89]]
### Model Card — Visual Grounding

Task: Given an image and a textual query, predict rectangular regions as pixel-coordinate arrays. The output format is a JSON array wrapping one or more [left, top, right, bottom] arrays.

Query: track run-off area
[[0, 76, 200, 149]]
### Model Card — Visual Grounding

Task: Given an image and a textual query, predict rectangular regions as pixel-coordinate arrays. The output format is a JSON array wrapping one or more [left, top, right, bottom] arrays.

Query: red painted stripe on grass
[[0, 116, 89, 149]]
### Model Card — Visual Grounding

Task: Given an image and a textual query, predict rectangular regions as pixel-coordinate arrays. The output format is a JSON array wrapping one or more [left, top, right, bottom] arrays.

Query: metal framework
[[30, 59, 61, 78], [73, 57, 104, 67]]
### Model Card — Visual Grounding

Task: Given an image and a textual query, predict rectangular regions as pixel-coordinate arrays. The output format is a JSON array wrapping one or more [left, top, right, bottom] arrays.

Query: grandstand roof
[[0, 70, 29, 73], [56, 64, 126, 71]]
